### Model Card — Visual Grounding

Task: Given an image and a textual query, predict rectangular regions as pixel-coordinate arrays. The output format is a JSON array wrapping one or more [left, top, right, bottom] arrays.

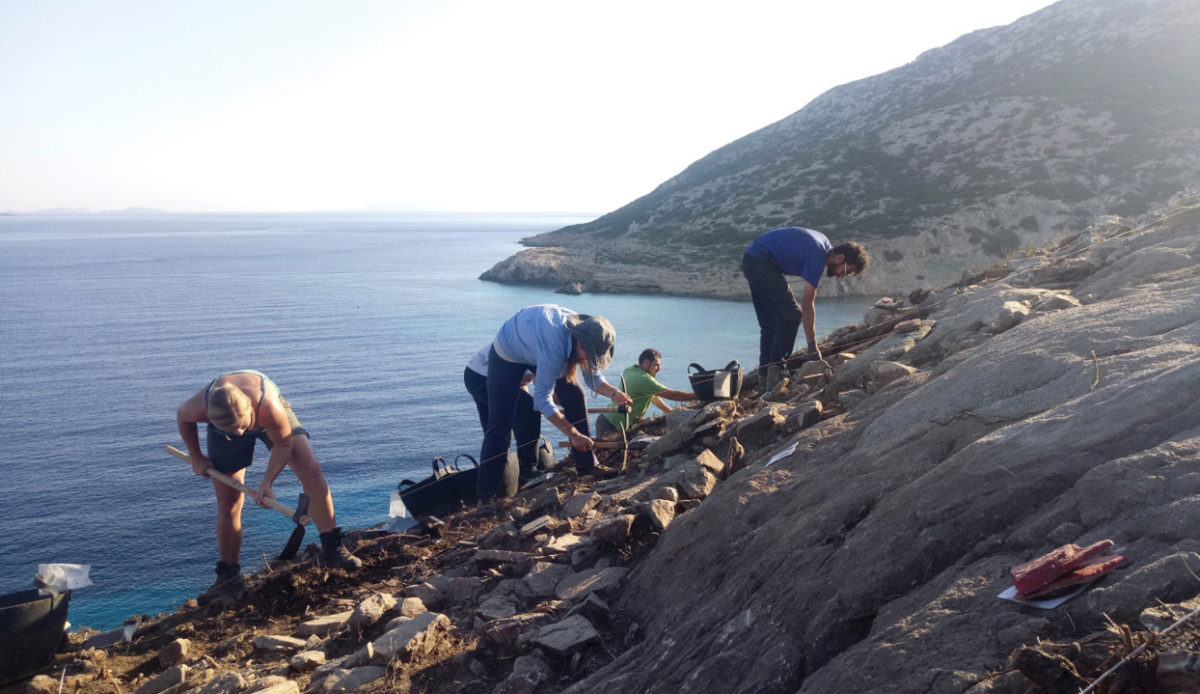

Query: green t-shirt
[[602, 364, 669, 430]]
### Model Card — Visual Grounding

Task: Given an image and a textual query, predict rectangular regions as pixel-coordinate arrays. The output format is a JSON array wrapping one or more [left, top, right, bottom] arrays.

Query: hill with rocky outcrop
[[481, 0, 1200, 299], [20, 194, 1200, 693]]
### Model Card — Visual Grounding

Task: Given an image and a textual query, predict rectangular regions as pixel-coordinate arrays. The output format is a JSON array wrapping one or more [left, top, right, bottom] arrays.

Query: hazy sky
[[0, 0, 1058, 214]]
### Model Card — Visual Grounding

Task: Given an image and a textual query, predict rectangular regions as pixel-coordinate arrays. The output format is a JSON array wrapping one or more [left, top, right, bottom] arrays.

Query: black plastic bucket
[[450, 455, 481, 506], [0, 588, 70, 685], [397, 457, 461, 517], [688, 360, 744, 401]]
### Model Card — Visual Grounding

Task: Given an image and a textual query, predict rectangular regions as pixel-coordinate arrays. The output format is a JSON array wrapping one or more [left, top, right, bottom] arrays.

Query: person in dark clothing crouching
[[742, 227, 869, 389]]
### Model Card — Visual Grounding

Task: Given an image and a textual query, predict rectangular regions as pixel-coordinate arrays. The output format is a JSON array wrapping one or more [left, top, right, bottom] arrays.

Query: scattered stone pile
[[30, 395, 791, 693], [23, 293, 982, 694], [565, 198, 1200, 693]]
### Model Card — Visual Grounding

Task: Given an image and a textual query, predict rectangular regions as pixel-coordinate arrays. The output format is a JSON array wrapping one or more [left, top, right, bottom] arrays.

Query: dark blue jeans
[[742, 253, 803, 379], [478, 346, 594, 498], [463, 366, 542, 476]]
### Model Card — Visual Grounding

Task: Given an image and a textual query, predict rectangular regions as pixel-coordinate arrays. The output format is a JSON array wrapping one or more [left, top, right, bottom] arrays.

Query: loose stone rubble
[[31, 199, 1200, 693]]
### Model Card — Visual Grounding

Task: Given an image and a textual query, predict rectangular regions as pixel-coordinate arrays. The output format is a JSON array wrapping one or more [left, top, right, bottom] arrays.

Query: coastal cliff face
[[557, 197, 1200, 693], [481, 0, 1200, 299], [42, 197, 1200, 694], [567, 196, 1200, 693]]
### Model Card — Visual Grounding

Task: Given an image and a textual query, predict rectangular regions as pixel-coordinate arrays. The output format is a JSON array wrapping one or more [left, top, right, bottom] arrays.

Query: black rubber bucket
[[397, 457, 461, 517], [449, 455, 481, 506], [688, 360, 744, 401], [0, 588, 71, 685]]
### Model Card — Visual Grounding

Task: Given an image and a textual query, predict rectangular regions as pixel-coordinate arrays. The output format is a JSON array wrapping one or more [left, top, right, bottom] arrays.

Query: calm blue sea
[[0, 212, 872, 630]]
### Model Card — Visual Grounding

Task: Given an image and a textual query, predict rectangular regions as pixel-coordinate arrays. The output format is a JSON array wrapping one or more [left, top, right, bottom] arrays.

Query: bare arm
[[547, 410, 594, 452], [253, 397, 294, 506], [176, 389, 212, 476], [547, 380, 630, 450], [657, 388, 695, 402], [801, 281, 819, 356], [652, 395, 673, 413], [596, 381, 632, 407]]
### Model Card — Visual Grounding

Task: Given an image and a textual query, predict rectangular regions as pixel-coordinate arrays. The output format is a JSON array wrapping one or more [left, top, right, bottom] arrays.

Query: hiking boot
[[197, 561, 245, 605], [318, 527, 362, 570], [754, 368, 771, 395], [766, 364, 784, 390], [578, 463, 619, 480], [475, 496, 499, 516]]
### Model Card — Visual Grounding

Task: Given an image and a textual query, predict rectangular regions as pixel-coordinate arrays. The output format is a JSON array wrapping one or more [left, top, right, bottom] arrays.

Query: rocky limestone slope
[[19, 197, 1200, 694], [566, 196, 1200, 693], [482, 0, 1200, 299]]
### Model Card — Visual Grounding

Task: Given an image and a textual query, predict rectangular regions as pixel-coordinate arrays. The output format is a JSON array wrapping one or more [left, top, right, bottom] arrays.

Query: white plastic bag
[[386, 489, 409, 532], [36, 563, 93, 591]]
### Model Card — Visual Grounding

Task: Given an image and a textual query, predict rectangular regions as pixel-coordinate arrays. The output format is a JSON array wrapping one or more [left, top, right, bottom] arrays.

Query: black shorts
[[205, 399, 308, 474]]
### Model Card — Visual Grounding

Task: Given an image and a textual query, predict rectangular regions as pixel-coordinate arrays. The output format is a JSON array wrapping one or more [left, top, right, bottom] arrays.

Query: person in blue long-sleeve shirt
[[478, 304, 631, 502], [742, 227, 870, 387]]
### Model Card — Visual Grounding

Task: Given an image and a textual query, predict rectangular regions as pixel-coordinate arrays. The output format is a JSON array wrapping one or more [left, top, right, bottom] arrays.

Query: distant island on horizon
[[1, 207, 601, 218]]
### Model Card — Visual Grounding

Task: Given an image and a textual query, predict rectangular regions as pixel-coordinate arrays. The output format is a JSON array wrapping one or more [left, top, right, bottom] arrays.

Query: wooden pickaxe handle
[[558, 441, 625, 450], [166, 445, 311, 526]]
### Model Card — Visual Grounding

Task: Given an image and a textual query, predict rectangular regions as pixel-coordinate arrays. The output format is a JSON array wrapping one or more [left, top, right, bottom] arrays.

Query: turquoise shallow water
[[0, 212, 872, 630]]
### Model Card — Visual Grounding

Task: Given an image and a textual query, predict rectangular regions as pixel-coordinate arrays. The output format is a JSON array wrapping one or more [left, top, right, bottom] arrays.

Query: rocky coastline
[[477, 222, 1044, 301], [17, 197, 1200, 694]]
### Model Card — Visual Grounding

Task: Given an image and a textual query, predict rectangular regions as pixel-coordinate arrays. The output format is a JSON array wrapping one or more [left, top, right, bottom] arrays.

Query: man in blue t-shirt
[[742, 227, 870, 387]]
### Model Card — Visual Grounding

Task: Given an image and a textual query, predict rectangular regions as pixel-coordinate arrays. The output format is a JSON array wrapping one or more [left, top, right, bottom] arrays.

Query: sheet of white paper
[[997, 581, 1094, 609], [766, 442, 799, 467]]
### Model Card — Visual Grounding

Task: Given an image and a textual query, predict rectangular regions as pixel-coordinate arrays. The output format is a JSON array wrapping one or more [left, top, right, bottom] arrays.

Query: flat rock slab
[[641, 427, 695, 460], [627, 435, 658, 450], [398, 596, 427, 618], [531, 614, 600, 655], [671, 464, 718, 500], [253, 634, 307, 652], [255, 680, 300, 694], [481, 612, 556, 652], [520, 515, 555, 536], [133, 665, 187, 694], [590, 514, 635, 544], [524, 561, 573, 597], [498, 654, 553, 694], [189, 672, 247, 694], [371, 611, 450, 661], [401, 582, 444, 608], [560, 491, 599, 518], [543, 533, 590, 554], [350, 593, 397, 631], [290, 650, 327, 672], [474, 549, 539, 566], [638, 499, 676, 531], [555, 566, 629, 601], [445, 576, 486, 603], [322, 665, 386, 693], [157, 638, 190, 668], [477, 594, 521, 621]]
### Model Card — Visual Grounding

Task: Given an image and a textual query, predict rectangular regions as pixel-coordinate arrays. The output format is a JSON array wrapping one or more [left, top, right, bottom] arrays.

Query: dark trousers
[[478, 346, 594, 498], [463, 366, 541, 475], [742, 253, 803, 379]]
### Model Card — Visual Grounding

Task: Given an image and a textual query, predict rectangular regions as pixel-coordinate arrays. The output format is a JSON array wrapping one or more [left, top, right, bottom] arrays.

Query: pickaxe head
[[277, 493, 312, 561], [292, 493, 311, 526]]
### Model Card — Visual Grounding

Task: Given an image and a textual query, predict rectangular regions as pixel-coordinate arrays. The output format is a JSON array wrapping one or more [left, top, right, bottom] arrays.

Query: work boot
[[197, 561, 245, 605], [475, 496, 499, 516], [766, 364, 784, 391], [318, 527, 362, 570], [578, 463, 619, 480]]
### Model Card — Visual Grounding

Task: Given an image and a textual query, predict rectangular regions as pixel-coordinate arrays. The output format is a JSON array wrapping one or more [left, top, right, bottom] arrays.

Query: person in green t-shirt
[[595, 348, 696, 437]]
